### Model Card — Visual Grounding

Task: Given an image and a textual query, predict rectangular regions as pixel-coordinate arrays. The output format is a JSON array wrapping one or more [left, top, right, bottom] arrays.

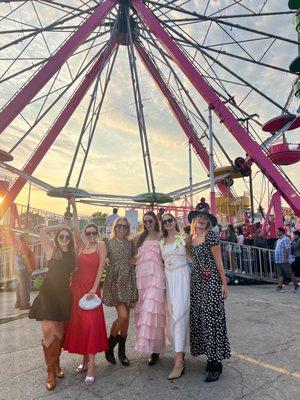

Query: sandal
[[76, 364, 88, 373], [84, 376, 95, 384]]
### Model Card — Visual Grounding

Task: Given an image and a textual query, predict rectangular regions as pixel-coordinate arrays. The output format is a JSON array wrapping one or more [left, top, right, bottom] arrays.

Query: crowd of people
[[24, 199, 230, 391]]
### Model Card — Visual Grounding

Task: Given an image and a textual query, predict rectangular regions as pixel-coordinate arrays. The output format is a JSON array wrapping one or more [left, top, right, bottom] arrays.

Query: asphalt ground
[[0, 285, 299, 400]]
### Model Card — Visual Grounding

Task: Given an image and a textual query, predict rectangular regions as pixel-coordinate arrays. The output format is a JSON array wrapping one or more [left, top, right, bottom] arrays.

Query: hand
[[221, 284, 228, 299], [69, 197, 76, 207], [86, 289, 96, 300], [129, 256, 137, 266]]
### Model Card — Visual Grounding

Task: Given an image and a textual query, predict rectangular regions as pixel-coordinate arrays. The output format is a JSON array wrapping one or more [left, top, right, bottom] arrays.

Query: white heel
[[85, 376, 95, 384], [76, 364, 88, 373]]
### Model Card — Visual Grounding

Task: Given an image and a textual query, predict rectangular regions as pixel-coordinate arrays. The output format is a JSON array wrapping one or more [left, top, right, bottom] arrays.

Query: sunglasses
[[143, 218, 154, 224], [85, 231, 98, 237], [162, 218, 174, 225], [58, 234, 70, 240], [116, 224, 128, 229]]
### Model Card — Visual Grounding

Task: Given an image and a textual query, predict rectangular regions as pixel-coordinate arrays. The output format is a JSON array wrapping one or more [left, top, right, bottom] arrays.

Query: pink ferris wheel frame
[[0, 0, 299, 221]]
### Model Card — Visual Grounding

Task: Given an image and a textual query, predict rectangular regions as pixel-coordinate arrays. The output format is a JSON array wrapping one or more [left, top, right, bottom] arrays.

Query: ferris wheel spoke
[[146, 35, 235, 167], [160, 19, 291, 113], [76, 46, 119, 187], [147, 2, 299, 46], [0, 3, 99, 52], [9, 42, 106, 153], [208, 0, 256, 17]]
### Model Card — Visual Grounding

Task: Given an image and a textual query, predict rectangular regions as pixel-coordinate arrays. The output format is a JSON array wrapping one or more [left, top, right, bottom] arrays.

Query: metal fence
[[221, 241, 277, 281]]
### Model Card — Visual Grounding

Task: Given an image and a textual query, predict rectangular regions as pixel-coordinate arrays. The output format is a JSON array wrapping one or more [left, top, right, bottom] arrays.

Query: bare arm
[[211, 245, 228, 299], [69, 197, 85, 253], [88, 241, 107, 298], [40, 225, 62, 260]]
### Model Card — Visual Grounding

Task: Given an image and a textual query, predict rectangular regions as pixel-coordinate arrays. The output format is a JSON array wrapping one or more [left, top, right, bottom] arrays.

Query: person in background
[[291, 230, 300, 292], [253, 229, 268, 249], [274, 227, 299, 292], [106, 208, 119, 237], [235, 227, 244, 271], [157, 207, 165, 223], [103, 216, 138, 367], [28, 224, 76, 391], [195, 197, 210, 211], [15, 232, 36, 310], [226, 224, 237, 270]]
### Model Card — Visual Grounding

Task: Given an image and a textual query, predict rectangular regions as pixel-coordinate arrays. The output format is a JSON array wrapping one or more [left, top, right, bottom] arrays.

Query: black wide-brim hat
[[188, 210, 218, 227]]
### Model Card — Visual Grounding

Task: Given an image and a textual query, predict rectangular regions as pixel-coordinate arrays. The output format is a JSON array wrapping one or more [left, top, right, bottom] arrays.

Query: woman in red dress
[[64, 198, 108, 384]]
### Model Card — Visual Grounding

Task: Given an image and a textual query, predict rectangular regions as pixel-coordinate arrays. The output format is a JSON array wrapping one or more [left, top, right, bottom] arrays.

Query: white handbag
[[79, 294, 102, 310]]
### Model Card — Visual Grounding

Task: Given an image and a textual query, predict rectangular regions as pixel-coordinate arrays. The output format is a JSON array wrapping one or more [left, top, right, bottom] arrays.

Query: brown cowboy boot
[[42, 340, 57, 390], [54, 338, 64, 378]]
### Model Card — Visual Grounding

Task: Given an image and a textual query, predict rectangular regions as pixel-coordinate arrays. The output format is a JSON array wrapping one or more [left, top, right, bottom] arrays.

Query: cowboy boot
[[105, 335, 119, 364], [117, 334, 129, 366], [42, 341, 57, 390], [54, 338, 64, 378]]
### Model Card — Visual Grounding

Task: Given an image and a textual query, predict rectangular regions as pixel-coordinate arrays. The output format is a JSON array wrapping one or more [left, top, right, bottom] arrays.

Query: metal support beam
[[134, 41, 228, 196], [0, 39, 118, 219], [0, 0, 118, 135], [132, 0, 300, 216]]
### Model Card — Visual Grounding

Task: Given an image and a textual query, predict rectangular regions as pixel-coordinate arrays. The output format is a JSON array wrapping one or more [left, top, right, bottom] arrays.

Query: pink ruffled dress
[[134, 239, 166, 353]]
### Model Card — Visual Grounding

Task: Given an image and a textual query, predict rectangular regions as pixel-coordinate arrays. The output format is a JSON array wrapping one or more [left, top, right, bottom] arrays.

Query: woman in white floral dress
[[160, 214, 190, 380]]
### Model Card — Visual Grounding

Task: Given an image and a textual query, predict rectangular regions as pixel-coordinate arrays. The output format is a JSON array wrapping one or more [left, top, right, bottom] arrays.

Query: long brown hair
[[136, 211, 160, 249], [52, 227, 76, 260]]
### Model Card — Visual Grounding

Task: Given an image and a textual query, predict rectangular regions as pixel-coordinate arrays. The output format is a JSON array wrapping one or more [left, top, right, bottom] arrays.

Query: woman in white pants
[[160, 214, 190, 380]]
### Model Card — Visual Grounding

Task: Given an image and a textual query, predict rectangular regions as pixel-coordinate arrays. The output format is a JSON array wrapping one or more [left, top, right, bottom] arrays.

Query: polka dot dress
[[190, 230, 231, 362]]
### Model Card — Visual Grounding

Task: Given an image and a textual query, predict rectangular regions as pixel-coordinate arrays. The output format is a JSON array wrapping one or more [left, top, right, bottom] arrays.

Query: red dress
[[64, 251, 108, 355]]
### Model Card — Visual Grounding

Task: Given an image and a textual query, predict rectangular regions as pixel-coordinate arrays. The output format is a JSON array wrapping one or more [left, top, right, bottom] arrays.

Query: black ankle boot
[[105, 335, 119, 365], [117, 334, 130, 366], [205, 361, 222, 382], [206, 360, 214, 372], [148, 353, 160, 366]]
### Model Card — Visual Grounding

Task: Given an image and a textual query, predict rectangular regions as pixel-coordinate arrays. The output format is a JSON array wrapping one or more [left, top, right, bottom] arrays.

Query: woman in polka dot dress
[[187, 210, 230, 382]]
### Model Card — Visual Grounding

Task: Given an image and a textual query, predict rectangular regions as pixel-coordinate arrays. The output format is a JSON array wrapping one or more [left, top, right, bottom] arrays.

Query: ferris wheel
[[0, 0, 299, 225]]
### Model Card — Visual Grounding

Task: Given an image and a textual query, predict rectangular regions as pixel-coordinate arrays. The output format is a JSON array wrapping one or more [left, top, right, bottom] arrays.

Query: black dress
[[190, 230, 230, 362], [29, 251, 76, 321]]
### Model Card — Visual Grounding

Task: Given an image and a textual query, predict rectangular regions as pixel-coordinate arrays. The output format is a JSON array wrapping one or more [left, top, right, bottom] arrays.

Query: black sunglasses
[[162, 218, 174, 225], [85, 231, 98, 237], [116, 224, 128, 229], [58, 234, 70, 240], [143, 218, 154, 224]]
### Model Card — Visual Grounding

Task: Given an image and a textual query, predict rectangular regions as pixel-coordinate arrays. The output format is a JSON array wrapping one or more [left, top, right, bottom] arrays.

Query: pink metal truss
[[0, 39, 118, 219], [134, 41, 228, 197], [132, 0, 300, 216], [0, 0, 118, 135], [262, 192, 282, 237]]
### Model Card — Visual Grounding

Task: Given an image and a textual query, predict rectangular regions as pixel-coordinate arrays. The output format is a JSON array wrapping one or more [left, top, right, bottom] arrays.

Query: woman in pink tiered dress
[[134, 211, 166, 366]]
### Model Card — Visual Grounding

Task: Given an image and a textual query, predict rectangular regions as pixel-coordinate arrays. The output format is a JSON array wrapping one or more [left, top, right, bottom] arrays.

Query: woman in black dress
[[187, 210, 230, 383], [29, 224, 76, 390]]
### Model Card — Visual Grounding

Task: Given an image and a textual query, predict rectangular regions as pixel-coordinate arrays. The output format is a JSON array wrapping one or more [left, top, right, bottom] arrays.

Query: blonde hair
[[111, 216, 131, 239], [189, 215, 212, 236]]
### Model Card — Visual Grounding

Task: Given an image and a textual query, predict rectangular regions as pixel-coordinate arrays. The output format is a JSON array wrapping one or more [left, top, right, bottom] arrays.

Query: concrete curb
[[0, 312, 28, 324]]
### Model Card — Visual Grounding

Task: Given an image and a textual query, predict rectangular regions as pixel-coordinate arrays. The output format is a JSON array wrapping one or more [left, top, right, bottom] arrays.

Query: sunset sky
[[0, 0, 299, 218]]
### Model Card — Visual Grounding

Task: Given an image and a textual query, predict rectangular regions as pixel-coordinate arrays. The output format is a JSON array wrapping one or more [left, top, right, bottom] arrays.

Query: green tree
[[90, 211, 107, 226]]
